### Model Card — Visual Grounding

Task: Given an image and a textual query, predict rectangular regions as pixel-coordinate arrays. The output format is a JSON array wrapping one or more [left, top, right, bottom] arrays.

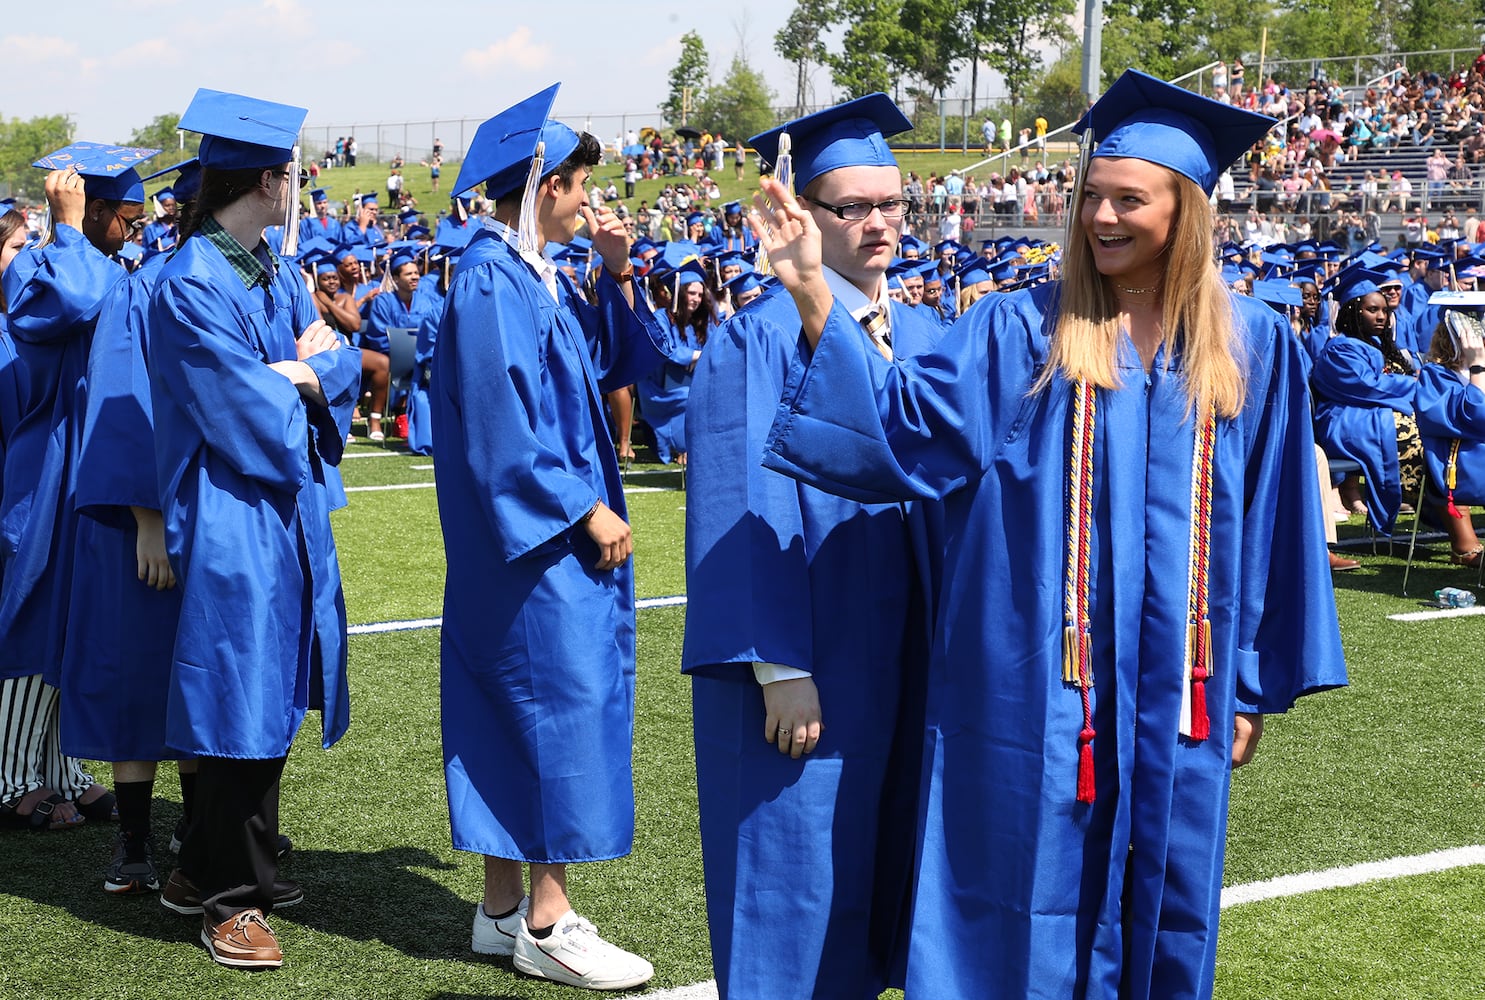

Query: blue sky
[[8, 0, 822, 142]]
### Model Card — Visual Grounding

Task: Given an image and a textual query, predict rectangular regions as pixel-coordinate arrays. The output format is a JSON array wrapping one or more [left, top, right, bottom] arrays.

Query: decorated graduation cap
[[178, 89, 307, 170], [33, 141, 161, 202], [749, 92, 913, 193], [1075, 69, 1277, 194]]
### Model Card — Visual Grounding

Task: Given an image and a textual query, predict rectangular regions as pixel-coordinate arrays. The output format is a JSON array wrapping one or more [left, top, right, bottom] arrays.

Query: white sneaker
[[471, 896, 529, 956], [513, 909, 654, 991]]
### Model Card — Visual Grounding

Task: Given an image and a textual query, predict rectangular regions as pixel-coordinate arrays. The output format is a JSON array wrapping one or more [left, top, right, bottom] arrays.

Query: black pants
[[180, 754, 286, 924]]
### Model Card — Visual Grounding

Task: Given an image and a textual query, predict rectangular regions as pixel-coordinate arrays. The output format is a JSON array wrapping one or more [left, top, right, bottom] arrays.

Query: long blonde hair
[[1037, 164, 1245, 419]]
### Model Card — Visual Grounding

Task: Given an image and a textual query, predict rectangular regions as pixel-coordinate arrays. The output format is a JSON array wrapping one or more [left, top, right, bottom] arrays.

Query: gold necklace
[[1116, 282, 1157, 295]]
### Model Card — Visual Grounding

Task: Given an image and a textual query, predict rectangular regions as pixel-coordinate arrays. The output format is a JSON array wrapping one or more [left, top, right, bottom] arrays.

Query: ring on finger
[[778, 726, 792, 739]]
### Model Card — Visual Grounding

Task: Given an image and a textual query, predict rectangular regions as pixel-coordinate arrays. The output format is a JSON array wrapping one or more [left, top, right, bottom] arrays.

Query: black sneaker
[[104, 832, 160, 895], [171, 818, 293, 860]]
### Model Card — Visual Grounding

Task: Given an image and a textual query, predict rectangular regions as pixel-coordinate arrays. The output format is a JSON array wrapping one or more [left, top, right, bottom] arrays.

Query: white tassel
[[280, 144, 301, 257], [757, 132, 793, 277], [517, 140, 546, 256]]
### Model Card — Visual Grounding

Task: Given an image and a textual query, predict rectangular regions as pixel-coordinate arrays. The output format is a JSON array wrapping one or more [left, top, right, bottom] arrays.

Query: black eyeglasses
[[110, 207, 146, 234], [272, 169, 311, 188], [801, 196, 911, 221]]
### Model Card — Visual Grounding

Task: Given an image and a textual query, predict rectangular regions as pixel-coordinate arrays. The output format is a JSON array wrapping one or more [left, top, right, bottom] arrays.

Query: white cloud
[[461, 27, 552, 75], [2, 34, 83, 68]]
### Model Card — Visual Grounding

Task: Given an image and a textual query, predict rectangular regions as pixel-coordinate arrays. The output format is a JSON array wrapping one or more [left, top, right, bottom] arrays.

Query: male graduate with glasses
[[681, 95, 942, 1000]]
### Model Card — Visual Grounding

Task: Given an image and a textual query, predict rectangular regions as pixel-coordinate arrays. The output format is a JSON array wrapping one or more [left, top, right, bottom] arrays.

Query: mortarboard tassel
[[1447, 438, 1463, 518], [517, 141, 546, 257], [280, 145, 301, 258], [756, 133, 793, 277]]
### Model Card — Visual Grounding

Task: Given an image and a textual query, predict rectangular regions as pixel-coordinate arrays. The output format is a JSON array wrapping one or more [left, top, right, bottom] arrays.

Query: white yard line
[[1219, 845, 1485, 908], [642, 845, 1485, 998], [341, 449, 411, 459], [1387, 605, 1485, 621], [343, 482, 675, 495], [347, 595, 689, 636]]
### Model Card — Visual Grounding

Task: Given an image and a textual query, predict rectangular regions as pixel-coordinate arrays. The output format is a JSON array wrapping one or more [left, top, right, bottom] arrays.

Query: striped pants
[[0, 674, 93, 805]]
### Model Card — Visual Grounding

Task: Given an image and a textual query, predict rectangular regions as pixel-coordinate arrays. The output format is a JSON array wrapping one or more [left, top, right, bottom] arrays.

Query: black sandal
[[73, 788, 117, 823], [0, 792, 85, 831]]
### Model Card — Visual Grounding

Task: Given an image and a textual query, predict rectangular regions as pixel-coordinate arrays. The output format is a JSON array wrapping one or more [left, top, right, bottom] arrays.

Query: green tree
[[697, 56, 779, 144], [1028, 49, 1091, 128], [890, 0, 972, 101], [124, 112, 200, 160], [774, 0, 835, 116], [828, 0, 906, 99], [978, 0, 1076, 137], [663, 30, 710, 126], [0, 114, 75, 199]]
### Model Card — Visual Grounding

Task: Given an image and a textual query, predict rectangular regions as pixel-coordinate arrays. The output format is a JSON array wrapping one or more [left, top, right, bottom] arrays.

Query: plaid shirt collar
[[199, 215, 275, 290]]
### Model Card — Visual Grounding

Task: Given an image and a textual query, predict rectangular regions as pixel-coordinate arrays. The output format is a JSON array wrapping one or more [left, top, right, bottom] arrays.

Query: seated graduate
[[432, 83, 671, 993], [298, 187, 342, 245], [1411, 306, 1485, 567], [1311, 270, 1424, 533], [750, 70, 1346, 1000], [682, 94, 943, 1000]]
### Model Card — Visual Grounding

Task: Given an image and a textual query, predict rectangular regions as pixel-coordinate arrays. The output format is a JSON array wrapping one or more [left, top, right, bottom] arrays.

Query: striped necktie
[[861, 307, 892, 360]]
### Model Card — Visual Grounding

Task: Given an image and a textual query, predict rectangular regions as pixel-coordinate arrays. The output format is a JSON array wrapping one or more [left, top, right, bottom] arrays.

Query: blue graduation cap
[[955, 257, 994, 287], [749, 93, 913, 193], [714, 250, 747, 272], [723, 270, 766, 298], [178, 89, 307, 170], [142, 157, 203, 202], [153, 186, 176, 204], [723, 200, 743, 216], [33, 141, 161, 202], [916, 259, 945, 285], [685, 211, 709, 228], [404, 224, 430, 241], [398, 208, 420, 224], [115, 241, 144, 262], [360, 192, 380, 207], [454, 83, 581, 200], [1332, 269, 1384, 305], [309, 186, 329, 202], [1077, 69, 1277, 194], [1252, 279, 1304, 309], [898, 235, 926, 256]]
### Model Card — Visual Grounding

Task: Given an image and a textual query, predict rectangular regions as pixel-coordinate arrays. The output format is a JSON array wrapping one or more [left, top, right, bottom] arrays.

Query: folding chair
[[1402, 436, 1485, 597], [384, 326, 420, 421]]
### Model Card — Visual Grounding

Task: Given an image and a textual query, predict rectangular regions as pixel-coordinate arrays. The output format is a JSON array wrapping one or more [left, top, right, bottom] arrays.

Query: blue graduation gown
[[0, 224, 124, 683], [0, 317, 26, 459], [635, 313, 698, 464], [762, 285, 1347, 1000], [433, 230, 673, 863], [147, 234, 361, 758], [1413, 363, 1485, 502], [299, 215, 344, 247], [403, 292, 443, 456], [684, 285, 942, 1000], [61, 263, 186, 761], [365, 287, 432, 356], [1311, 337, 1418, 533]]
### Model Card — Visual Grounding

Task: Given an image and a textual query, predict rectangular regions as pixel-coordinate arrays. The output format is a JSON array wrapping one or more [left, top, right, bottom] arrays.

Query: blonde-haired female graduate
[[750, 70, 1348, 999]]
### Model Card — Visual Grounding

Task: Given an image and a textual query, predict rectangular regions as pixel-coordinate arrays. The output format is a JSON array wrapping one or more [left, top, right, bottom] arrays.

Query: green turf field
[[0, 434, 1481, 999]]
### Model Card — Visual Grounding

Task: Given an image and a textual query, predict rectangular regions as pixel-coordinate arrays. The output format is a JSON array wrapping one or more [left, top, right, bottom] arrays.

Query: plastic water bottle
[[1434, 587, 1477, 608]]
